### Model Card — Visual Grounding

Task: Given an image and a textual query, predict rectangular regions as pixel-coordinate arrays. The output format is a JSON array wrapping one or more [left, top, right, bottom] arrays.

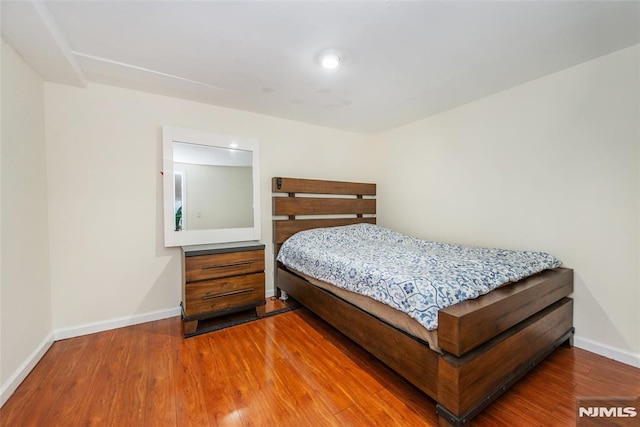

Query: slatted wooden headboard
[[272, 177, 376, 255]]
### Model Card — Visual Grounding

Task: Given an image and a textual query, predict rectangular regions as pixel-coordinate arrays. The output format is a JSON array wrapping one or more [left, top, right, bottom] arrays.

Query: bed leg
[[436, 404, 467, 427], [438, 415, 455, 427]]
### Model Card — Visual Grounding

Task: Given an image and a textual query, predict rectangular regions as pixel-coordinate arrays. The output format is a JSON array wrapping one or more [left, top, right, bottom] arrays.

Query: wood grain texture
[[437, 298, 573, 417], [185, 273, 265, 317], [270, 176, 577, 425], [277, 267, 440, 399], [185, 249, 265, 282], [182, 247, 266, 336], [276, 266, 578, 425], [273, 196, 376, 216], [271, 177, 377, 258], [273, 218, 377, 245], [272, 177, 376, 196], [1, 314, 638, 427], [438, 268, 574, 356]]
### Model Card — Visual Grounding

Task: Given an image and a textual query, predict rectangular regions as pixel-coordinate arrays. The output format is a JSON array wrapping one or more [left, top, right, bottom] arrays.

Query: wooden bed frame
[[272, 177, 574, 426]]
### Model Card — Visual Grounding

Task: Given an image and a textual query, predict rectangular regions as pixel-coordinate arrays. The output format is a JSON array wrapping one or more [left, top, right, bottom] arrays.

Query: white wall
[[372, 45, 640, 363], [0, 40, 54, 404], [44, 82, 372, 331], [3, 39, 637, 411]]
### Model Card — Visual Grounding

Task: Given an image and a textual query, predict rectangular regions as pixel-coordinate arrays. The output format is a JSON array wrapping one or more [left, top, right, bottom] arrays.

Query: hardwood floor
[[2, 307, 639, 426]]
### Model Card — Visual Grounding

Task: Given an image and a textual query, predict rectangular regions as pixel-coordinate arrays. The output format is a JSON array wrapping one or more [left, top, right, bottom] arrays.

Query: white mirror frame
[[162, 126, 261, 247]]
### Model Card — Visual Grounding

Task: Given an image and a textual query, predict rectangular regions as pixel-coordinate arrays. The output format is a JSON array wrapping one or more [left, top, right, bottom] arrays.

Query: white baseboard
[[54, 306, 181, 341], [574, 335, 640, 368], [0, 331, 55, 408], [6, 308, 635, 412], [1, 307, 180, 409]]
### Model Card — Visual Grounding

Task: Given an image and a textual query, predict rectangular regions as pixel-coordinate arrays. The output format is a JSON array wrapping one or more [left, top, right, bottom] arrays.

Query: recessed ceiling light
[[319, 52, 341, 69]]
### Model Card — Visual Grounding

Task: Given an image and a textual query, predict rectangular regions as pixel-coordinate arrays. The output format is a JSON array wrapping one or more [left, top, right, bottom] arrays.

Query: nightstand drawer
[[185, 272, 265, 316], [185, 250, 265, 282]]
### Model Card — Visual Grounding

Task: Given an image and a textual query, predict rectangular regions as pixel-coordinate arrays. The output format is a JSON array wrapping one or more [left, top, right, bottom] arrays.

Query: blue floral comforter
[[276, 223, 562, 330]]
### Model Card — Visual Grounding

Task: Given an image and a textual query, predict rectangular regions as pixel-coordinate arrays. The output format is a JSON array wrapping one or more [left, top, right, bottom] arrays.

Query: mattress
[[277, 223, 562, 331]]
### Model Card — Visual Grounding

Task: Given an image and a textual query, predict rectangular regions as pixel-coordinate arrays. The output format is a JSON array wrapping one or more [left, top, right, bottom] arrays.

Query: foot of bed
[[436, 406, 466, 427], [438, 415, 455, 427]]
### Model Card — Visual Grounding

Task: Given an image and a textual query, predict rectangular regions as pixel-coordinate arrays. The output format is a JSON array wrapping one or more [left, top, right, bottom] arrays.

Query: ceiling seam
[[71, 51, 232, 92], [31, 0, 88, 88]]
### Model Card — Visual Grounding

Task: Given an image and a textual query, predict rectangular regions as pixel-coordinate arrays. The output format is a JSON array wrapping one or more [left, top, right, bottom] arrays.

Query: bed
[[272, 177, 574, 426]]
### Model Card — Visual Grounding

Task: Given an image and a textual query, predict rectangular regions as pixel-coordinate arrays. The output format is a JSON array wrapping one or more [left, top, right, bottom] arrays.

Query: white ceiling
[[2, 1, 639, 134]]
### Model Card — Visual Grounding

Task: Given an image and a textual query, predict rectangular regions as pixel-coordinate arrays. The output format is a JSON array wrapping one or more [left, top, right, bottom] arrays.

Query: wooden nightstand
[[181, 242, 266, 337]]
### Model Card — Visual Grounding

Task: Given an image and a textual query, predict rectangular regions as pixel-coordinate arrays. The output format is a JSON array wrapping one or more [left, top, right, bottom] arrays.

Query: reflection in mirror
[[173, 142, 253, 231], [174, 172, 184, 231], [163, 126, 261, 247]]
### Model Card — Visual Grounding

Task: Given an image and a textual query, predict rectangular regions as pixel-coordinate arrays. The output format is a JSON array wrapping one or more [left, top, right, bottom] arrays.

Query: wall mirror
[[163, 126, 261, 247]]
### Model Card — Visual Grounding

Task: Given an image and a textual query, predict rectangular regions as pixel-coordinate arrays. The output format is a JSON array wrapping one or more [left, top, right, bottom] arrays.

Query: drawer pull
[[202, 288, 254, 300], [201, 261, 253, 270]]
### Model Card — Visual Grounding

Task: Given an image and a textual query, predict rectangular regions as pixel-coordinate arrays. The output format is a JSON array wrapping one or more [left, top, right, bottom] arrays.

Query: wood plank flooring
[[1, 308, 639, 426]]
